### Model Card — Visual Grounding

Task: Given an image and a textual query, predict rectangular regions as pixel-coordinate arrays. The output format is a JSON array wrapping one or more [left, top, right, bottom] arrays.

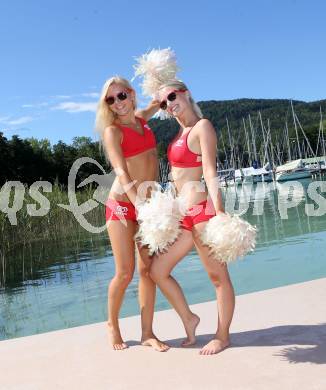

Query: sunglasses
[[159, 89, 187, 110], [105, 89, 131, 106]]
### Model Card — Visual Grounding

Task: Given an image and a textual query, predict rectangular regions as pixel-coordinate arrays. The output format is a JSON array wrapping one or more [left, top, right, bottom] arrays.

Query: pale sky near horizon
[[1, 0, 325, 145]]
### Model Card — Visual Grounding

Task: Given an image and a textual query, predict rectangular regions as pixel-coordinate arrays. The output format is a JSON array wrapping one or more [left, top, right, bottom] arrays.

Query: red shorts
[[105, 199, 137, 222], [181, 200, 215, 231]]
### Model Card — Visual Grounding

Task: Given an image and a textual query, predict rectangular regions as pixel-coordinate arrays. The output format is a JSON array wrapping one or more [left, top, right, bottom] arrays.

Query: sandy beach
[[0, 278, 325, 390]]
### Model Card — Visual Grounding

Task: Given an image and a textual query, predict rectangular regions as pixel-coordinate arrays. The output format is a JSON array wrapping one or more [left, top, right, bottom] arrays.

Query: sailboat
[[275, 101, 323, 181], [275, 158, 312, 181]]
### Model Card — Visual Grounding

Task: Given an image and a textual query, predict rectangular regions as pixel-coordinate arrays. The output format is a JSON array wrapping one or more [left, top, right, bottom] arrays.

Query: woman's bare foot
[[181, 313, 200, 347], [107, 322, 128, 350], [141, 333, 170, 352], [199, 338, 230, 355]]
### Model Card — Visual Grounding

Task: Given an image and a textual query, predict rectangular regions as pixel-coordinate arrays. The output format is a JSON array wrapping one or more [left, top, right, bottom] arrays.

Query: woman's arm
[[136, 99, 160, 122], [103, 125, 138, 205], [198, 119, 225, 213]]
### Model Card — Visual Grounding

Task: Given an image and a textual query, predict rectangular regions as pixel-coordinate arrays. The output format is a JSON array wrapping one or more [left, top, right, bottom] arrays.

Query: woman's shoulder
[[197, 118, 213, 128], [103, 124, 122, 140], [195, 118, 216, 133], [104, 123, 122, 132]]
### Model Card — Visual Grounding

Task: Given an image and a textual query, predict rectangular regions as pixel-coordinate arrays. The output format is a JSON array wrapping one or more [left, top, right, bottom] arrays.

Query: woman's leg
[[136, 244, 169, 351], [150, 229, 200, 346], [107, 220, 136, 350], [192, 222, 235, 355]]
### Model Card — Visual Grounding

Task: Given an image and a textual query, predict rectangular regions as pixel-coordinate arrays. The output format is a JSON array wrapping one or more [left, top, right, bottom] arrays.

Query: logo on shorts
[[115, 205, 128, 216]]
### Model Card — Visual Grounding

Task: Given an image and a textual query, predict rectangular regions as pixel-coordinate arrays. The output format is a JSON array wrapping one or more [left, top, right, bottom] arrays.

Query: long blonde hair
[[159, 79, 203, 119], [95, 76, 137, 140]]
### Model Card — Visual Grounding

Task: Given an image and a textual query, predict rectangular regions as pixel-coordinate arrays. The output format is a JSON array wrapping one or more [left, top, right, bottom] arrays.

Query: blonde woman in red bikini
[[149, 80, 235, 355], [95, 76, 169, 351]]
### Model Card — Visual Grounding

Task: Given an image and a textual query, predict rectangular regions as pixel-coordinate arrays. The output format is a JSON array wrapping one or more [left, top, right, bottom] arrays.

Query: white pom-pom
[[153, 109, 172, 120], [135, 186, 186, 255], [132, 48, 180, 97], [201, 213, 257, 263]]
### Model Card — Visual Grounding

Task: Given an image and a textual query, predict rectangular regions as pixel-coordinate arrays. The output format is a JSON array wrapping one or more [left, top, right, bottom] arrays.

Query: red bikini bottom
[[181, 200, 215, 231], [105, 199, 137, 222]]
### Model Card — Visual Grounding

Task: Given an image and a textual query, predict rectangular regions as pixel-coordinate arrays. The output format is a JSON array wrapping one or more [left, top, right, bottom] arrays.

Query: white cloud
[[22, 102, 49, 108], [8, 116, 34, 125], [52, 95, 72, 100], [52, 101, 97, 113], [0, 116, 34, 125], [81, 92, 100, 98]]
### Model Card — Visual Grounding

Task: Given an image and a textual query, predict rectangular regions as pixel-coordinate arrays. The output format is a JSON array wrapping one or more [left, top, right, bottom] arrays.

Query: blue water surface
[[1, 178, 326, 340]]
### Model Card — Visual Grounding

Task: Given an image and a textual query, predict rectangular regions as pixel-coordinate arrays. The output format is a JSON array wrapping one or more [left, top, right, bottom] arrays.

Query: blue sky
[[1, 0, 325, 145]]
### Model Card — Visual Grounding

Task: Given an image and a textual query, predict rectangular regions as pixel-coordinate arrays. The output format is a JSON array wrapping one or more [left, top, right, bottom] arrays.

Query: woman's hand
[[136, 99, 161, 121]]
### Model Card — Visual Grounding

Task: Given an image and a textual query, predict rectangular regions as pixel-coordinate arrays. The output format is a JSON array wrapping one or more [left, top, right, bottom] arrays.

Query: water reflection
[[1, 235, 109, 289], [222, 178, 326, 244]]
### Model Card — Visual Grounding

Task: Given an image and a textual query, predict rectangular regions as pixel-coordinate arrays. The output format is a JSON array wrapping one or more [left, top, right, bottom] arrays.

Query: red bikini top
[[167, 127, 202, 168], [116, 117, 156, 158]]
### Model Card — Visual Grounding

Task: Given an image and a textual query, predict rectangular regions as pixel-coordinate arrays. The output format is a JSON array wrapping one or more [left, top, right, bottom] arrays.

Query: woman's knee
[[114, 269, 134, 285], [207, 268, 230, 288], [149, 264, 166, 282], [138, 264, 151, 279], [149, 267, 159, 282], [207, 270, 222, 287]]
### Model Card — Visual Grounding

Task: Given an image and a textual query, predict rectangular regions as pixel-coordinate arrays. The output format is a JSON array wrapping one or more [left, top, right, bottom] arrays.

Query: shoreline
[[1, 278, 325, 389]]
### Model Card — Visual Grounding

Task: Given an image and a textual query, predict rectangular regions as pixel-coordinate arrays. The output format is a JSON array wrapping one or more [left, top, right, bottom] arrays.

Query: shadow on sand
[[128, 323, 326, 363]]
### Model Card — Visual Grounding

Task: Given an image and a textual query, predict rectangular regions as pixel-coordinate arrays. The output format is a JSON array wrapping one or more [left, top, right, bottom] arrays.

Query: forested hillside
[[1, 98, 325, 185]]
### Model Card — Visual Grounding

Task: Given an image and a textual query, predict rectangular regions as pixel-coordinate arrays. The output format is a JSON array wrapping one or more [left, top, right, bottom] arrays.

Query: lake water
[[1, 178, 326, 340]]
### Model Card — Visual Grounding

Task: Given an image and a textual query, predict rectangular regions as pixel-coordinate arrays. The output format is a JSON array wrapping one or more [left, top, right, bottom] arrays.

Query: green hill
[[1, 98, 325, 185]]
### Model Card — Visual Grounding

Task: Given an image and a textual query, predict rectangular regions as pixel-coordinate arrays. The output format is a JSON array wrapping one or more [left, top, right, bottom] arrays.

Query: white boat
[[275, 159, 312, 181], [302, 156, 326, 173], [253, 171, 274, 183], [218, 165, 273, 186], [235, 165, 273, 184]]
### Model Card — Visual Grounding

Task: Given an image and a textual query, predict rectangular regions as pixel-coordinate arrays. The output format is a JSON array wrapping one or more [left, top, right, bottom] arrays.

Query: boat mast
[[321, 106, 326, 158], [248, 114, 258, 165], [275, 142, 282, 165], [267, 119, 275, 168], [294, 112, 316, 158], [302, 140, 307, 159], [226, 117, 235, 169], [285, 121, 292, 162], [259, 111, 268, 166], [243, 117, 252, 167], [291, 100, 302, 159]]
